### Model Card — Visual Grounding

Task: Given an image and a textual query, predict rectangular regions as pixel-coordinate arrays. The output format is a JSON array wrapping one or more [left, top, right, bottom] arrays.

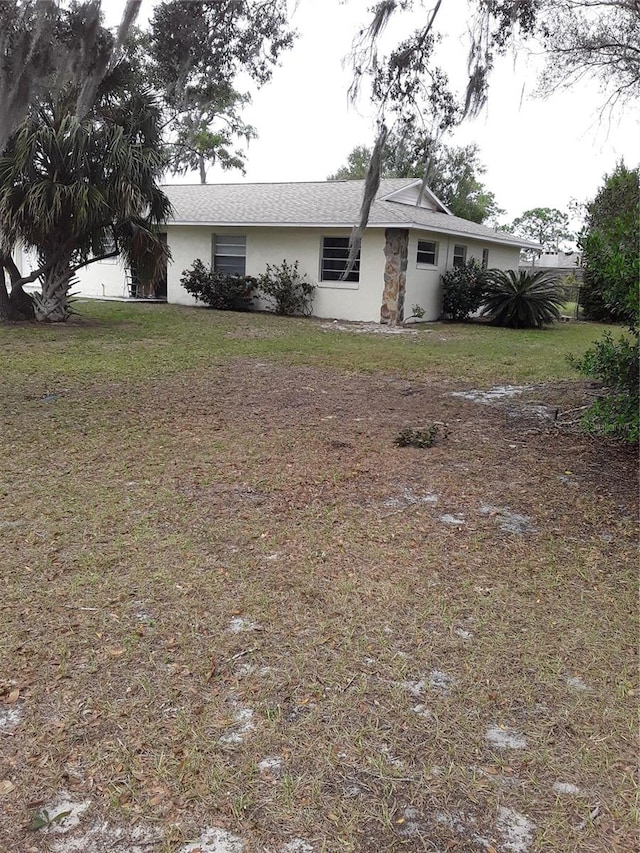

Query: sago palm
[[480, 269, 564, 329]]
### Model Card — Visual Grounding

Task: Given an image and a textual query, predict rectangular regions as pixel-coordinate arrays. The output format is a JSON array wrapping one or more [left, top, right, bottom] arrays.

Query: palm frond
[[480, 269, 564, 329]]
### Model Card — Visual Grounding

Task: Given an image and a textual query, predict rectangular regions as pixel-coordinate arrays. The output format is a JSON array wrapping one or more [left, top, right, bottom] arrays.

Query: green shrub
[[579, 162, 639, 326], [570, 331, 639, 442], [180, 259, 257, 311], [441, 259, 487, 322], [579, 269, 629, 323], [394, 424, 441, 448], [480, 269, 564, 328], [257, 260, 315, 316]]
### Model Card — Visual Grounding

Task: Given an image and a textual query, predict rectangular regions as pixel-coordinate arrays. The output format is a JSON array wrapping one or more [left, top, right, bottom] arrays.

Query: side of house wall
[[16, 244, 129, 298], [73, 257, 128, 298], [404, 233, 521, 321], [167, 224, 523, 323], [167, 225, 387, 322]]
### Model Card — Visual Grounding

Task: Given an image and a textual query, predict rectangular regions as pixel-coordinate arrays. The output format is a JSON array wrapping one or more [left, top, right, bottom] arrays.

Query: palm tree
[[0, 63, 170, 322], [480, 269, 565, 329]]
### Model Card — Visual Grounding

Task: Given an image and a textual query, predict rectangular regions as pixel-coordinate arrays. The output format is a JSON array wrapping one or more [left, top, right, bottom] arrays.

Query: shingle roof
[[161, 179, 538, 249]]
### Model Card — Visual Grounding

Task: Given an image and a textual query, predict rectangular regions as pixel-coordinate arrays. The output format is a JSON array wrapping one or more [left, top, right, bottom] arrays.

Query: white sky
[[128, 0, 638, 222]]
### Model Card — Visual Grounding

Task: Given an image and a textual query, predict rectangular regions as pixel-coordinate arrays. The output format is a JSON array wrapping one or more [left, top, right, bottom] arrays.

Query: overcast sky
[[132, 0, 638, 223]]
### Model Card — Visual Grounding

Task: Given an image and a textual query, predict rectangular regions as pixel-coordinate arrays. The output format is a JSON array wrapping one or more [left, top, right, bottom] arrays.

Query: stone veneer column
[[380, 228, 408, 326]]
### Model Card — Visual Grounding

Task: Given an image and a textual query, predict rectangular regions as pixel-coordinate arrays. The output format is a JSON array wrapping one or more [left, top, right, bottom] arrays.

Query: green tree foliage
[[328, 132, 502, 224], [0, 0, 294, 322], [0, 33, 170, 322], [579, 162, 639, 324], [351, 1, 639, 130], [536, 1, 640, 114], [0, 0, 140, 153], [146, 0, 293, 182], [480, 269, 564, 328], [328, 147, 372, 181], [347, 1, 639, 258], [169, 101, 257, 184], [510, 208, 574, 252], [571, 162, 639, 442]]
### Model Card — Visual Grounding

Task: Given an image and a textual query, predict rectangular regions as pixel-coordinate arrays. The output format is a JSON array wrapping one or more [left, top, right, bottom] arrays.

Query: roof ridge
[[160, 178, 416, 189]]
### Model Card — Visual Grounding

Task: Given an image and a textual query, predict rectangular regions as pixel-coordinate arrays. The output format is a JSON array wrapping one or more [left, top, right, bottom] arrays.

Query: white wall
[[404, 232, 521, 322], [167, 224, 522, 323], [73, 257, 129, 298], [15, 245, 129, 298], [167, 225, 387, 322]]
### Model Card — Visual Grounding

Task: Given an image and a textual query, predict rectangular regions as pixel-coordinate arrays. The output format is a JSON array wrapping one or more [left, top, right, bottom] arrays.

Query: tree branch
[[70, 249, 120, 274]]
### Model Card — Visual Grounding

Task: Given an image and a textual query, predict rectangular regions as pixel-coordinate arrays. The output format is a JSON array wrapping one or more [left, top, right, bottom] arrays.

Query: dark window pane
[[321, 237, 360, 282], [417, 240, 438, 265], [215, 256, 246, 275]]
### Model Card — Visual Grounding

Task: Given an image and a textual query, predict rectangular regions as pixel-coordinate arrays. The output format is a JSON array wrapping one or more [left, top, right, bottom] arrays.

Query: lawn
[[0, 302, 637, 853]]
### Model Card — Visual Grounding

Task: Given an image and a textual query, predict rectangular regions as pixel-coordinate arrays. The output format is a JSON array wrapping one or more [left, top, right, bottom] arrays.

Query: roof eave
[[167, 218, 536, 248]]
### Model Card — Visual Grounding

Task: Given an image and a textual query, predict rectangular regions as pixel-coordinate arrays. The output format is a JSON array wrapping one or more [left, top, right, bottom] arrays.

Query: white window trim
[[212, 234, 247, 276], [416, 239, 439, 268], [452, 244, 467, 267]]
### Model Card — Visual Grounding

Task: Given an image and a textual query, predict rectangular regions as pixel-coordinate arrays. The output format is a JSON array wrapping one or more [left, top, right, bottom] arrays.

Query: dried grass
[[0, 306, 637, 852]]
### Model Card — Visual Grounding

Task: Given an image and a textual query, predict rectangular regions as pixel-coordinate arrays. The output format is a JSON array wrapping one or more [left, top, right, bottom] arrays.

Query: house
[[19, 179, 539, 322], [520, 249, 583, 282]]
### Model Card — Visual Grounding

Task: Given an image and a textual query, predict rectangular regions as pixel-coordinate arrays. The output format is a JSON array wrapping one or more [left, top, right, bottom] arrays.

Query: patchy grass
[[0, 302, 637, 853], [0, 300, 625, 390]]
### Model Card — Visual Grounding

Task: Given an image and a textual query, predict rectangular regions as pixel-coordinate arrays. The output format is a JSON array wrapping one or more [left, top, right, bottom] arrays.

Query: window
[[453, 245, 467, 268], [213, 234, 246, 276], [481, 248, 490, 269], [320, 237, 360, 282], [417, 240, 438, 266], [91, 233, 118, 264]]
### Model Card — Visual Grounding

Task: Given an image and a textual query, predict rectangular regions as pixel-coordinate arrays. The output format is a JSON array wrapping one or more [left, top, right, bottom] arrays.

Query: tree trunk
[[199, 154, 207, 184], [0, 255, 34, 321], [0, 275, 24, 321], [11, 282, 35, 319], [36, 258, 74, 322]]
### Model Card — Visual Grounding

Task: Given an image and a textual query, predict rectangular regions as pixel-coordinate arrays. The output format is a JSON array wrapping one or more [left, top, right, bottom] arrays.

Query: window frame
[[452, 244, 467, 268], [416, 239, 439, 267], [481, 248, 490, 269], [212, 234, 247, 277], [319, 236, 360, 287]]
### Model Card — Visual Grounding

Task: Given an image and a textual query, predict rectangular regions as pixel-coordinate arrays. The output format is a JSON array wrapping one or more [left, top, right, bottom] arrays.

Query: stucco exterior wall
[[168, 225, 522, 322], [74, 258, 128, 298], [167, 225, 388, 322], [404, 232, 521, 321], [16, 245, 129, 298]]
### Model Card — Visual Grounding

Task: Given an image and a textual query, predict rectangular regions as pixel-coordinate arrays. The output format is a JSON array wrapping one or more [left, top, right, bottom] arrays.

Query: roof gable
[[380, 179, 452, 214]]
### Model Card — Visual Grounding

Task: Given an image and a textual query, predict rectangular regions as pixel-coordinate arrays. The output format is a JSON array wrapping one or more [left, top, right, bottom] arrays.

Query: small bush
[[394, 425, 441, 448], [408, 303, 426, 320], [257, 260, 316, 316], [579, 270, 630, 323], [570, 331, 639, 442], [180, 259, 257, 311], [481, 269, 564, 328], [441, 260, 487, 322]]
